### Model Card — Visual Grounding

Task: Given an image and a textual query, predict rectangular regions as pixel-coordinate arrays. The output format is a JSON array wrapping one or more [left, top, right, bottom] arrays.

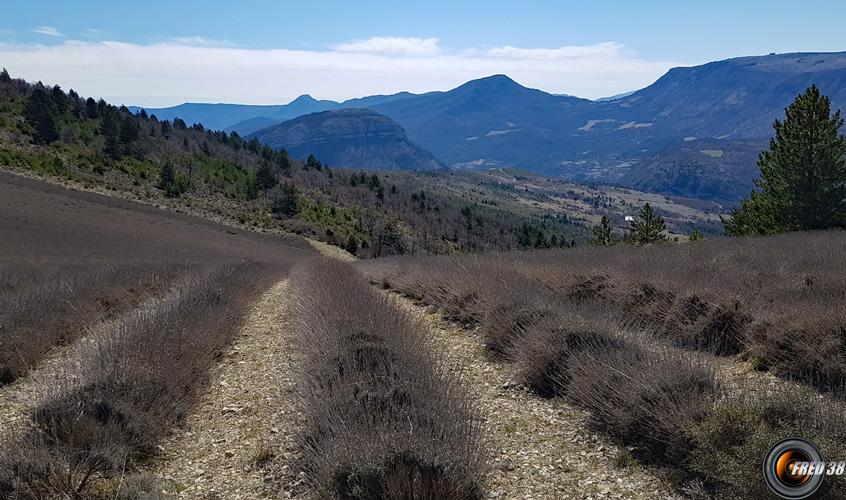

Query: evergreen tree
[[344, 236, 359, 255], [534, 231, 549, 248], [590, 215, 615, 247], [158, 164, 175, 192], [85, 97, 99, 119], [0, 68, 10, 83], [254, 161, 278, 196], [160, 120, 172, 137], [50, 85, 67, 113], [689, 229, 705, 242], [23, 88, 59, 145], [516, 223, 533, 248], [66, 89, 81, 117], [725, 85, 846, 235], [305, 154, 322, 171], [158, 164, 188, 197], [272, 183, 300, 217], [626, 203, 667, 245], [276, 149, 291, 176], [119, 116, 140, 144], [100, 111, 121, 158]]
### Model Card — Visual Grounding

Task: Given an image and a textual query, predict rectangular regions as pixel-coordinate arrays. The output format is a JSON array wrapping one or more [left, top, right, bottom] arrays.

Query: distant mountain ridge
[[131, 52, 846, 203], [248, 108, 445, 171], [131, 92, 420, 135]]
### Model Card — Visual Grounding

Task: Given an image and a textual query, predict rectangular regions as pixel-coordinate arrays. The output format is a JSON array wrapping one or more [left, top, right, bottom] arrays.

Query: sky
[[1, 1, 844, 107]]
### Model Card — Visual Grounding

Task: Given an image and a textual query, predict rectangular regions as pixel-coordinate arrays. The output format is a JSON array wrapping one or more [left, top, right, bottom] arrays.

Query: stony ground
[[149, 279, 306, 499], [389, 295, 682, 500]]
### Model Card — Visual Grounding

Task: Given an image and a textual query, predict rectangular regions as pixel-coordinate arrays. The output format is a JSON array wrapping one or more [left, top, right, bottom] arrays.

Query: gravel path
[[390, 296, 682, 500], [151, 279, 304, 499]]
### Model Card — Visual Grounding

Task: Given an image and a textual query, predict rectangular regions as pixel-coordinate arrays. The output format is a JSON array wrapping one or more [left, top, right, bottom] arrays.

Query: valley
[[135, 51, 846, 204]]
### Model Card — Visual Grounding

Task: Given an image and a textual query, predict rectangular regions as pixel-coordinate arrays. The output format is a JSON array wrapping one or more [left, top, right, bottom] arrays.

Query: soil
[[147, 279, 306, 499]]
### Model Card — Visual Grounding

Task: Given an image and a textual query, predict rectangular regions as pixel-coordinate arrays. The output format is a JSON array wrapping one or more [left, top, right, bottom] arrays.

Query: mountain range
[[132, 51, 846, 204]]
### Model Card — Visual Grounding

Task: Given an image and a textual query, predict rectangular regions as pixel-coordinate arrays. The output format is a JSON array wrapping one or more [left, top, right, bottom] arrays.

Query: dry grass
[[289, 258, 486, 499], [0, 262, 182, 385], [0, 263, 264, 499]]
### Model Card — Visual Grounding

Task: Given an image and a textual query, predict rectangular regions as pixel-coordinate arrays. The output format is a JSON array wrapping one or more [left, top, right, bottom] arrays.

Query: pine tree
[[273, 183, 299, 217], [50, 85, 67, 113], [100, 111, 121, 158], [276, 149, 291, 176], [590, 216, 615, 246], [23, 88, 59, 145], [119, 116, 140, 144], [305, 154, 322, 171], [344, 236, 359, 255], [689, 229, 705, 242], [254, 161, 278, 196], [85, 97, 99, 119], [0, 68, 10, 83], [725, 85, 846, 235], [160, 120, 172, 137], [158, 164, 189, 197], [516, 223, 533, 248], [627, 203, 667, 245]]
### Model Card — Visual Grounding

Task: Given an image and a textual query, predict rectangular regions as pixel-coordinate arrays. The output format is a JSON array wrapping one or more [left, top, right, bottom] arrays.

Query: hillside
[[249, 108, 445, 171], [620, 138, 766, 204], [369, 53, 846, 199], [0, 71, 588, 256]]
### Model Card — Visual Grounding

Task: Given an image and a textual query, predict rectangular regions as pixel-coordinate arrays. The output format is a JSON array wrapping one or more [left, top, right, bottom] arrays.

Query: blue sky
[[2, 1, 844, 106]]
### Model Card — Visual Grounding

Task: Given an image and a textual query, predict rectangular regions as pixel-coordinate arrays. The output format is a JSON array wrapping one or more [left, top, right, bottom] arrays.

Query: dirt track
[[149, 279, 305, 499]]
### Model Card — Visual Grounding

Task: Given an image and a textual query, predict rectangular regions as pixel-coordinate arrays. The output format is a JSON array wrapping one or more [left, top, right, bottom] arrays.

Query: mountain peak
[[466, 74, 521, 88], [289, 94, 318, 104]]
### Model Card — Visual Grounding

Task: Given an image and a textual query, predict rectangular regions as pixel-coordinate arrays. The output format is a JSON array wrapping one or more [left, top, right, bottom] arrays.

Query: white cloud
[[334, 36, 440, 56], [165, 36, 239, 47], [0, 38, 684, 107], [486, 42, 624, 60], [33, 26, 63, 37]]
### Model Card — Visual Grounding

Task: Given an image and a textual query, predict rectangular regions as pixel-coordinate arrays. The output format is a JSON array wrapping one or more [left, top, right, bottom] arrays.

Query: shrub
[[289, 259, 486, 499], [748, 314, 846, 395], [0, 263, 182, 385], [513, 308, 625, 398], [481, 296, 558, 359], [0, 263, 261, 498], [566, 341, 719, 467]]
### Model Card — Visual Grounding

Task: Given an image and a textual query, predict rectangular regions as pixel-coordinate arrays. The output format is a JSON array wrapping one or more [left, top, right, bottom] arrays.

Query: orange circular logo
[[763, 438, 825, 499]]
